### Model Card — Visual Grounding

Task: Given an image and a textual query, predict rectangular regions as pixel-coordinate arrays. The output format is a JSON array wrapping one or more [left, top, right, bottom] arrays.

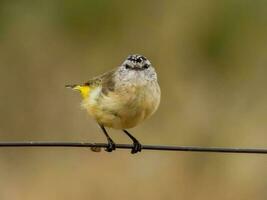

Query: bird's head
[[122, 54, 151, 71]]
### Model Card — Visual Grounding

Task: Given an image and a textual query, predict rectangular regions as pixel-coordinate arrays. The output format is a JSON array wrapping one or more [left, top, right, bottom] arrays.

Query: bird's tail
[[65, 84, 79, 90], [65, 84, 90, 98]]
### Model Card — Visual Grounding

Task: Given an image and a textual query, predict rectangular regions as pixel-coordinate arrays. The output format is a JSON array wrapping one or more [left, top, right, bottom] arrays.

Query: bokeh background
[[0, 0, 267, 199]]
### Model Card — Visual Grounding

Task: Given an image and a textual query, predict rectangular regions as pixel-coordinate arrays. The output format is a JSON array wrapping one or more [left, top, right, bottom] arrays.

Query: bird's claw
[[131, 141, 142, 154], [105, 138, 116, 152]]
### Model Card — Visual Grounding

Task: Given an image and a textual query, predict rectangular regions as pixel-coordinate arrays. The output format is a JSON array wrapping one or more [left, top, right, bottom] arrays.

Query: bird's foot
[[131, 140, 142, 154], [105, 138, 116, 152]]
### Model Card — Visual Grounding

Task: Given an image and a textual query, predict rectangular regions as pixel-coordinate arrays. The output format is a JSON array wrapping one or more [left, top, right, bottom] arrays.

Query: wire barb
[[0, 141, 267, 154]]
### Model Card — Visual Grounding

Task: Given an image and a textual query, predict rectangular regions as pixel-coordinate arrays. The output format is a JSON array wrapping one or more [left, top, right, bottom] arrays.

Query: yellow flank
[[73, 85, 90, 99]]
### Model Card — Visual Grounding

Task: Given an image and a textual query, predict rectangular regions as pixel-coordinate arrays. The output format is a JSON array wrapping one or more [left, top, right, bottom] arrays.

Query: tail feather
[[65, 84, 78, 89], [65, 84, 90, 98]]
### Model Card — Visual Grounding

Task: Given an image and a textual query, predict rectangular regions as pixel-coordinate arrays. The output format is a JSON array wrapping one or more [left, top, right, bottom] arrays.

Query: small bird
[[66, 54, 161, 154]]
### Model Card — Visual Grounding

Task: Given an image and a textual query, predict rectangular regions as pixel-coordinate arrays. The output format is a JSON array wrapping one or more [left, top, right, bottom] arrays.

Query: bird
[[66, 54, 161, 154]]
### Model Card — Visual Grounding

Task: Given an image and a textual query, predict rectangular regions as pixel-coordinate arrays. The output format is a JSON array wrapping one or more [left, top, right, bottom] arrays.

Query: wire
[[0, 141, 267, 154]]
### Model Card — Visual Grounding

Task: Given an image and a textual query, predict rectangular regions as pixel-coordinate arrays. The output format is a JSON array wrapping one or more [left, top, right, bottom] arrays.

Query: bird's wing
[[65, 69, 116, 98], [84, 69, 116, 95]]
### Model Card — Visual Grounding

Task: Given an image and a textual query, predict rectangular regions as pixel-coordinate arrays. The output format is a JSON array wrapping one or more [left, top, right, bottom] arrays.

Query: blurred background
[[0, 0, 267, 199]]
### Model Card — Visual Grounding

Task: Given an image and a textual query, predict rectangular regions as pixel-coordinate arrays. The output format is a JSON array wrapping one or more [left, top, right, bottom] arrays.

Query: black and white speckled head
[[117, 54, 157, 83], [122, 54, 151, 70]]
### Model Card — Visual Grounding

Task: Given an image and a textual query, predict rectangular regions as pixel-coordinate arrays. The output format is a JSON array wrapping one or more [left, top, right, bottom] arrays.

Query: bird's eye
[[125, 64, 131, 69], [143, 64, 149, 69]]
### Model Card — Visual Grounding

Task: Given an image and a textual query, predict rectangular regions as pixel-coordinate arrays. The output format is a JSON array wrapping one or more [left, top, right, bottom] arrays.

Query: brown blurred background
[[0, 0, 267, 199]]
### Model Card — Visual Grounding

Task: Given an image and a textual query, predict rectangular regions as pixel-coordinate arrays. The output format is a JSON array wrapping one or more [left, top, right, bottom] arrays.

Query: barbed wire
[[0, 141, 267, 154]]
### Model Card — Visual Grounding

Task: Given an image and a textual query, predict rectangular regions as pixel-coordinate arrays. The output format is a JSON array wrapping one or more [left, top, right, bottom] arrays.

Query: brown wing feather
[[84, 69, 116, 95]]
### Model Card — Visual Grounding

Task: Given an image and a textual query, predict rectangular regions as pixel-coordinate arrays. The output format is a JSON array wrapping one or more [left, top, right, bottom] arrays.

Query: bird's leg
[[99, 125, 116, 152], [123, 130, 142, 154]]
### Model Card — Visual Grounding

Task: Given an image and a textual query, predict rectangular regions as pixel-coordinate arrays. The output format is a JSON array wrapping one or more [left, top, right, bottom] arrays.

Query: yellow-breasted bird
[[66, 54, 161, 154]]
